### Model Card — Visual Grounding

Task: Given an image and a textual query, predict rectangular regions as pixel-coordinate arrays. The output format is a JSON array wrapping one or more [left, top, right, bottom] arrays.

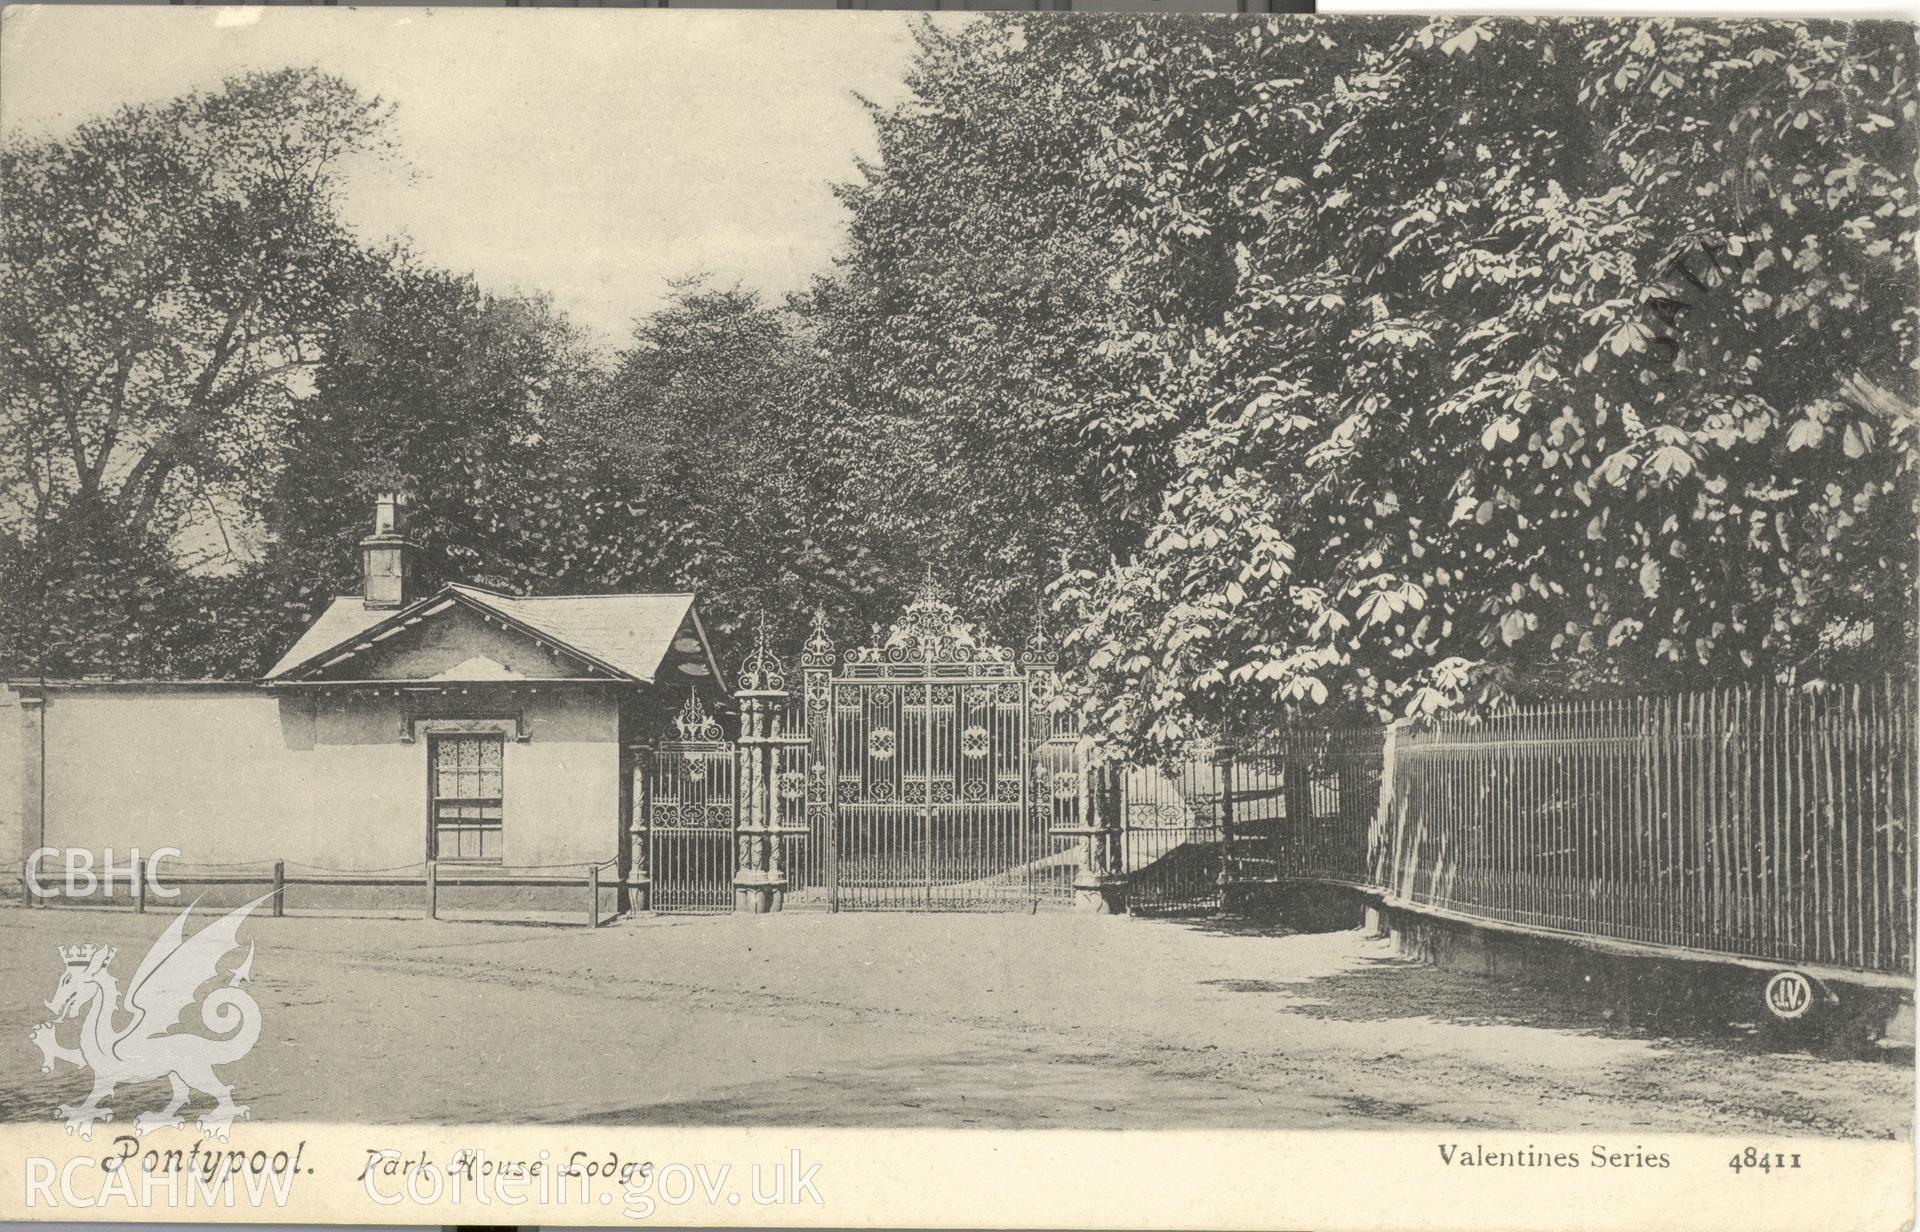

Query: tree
[[800, 17, 1150, 644], [573, 280, 859, 645], [245, 258, 626, 675], [0, 68, 395, 677], [1, 67, 392, 548], [1050, 16, 1920, 754]]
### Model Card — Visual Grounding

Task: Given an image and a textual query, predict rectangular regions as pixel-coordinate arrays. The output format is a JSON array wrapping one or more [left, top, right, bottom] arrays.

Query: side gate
[[1116, 732, 1383, 915], [643, 693, 738, 913], [1121, 760, 1227, 915]]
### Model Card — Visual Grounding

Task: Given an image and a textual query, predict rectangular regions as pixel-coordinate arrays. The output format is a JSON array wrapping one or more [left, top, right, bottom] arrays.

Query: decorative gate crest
[[850, 577, 1008, 670], [672, 689, 723, 744]]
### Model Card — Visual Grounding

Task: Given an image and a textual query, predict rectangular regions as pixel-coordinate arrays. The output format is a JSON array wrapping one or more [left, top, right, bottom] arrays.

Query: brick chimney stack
[[360, 493, 418, 610]]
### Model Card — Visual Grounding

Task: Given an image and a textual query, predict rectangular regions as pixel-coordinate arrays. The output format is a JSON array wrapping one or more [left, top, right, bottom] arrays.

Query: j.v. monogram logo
[[1763, 971, 1815, 1021]]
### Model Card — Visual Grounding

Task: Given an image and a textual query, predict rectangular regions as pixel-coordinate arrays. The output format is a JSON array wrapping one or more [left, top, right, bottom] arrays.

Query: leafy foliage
[[249, 257, 624, 670], [1038, 17, 1920, 752], [796, 18, 1148, 643], [572, 280, 872, 646], [1, 67, 389, 546]]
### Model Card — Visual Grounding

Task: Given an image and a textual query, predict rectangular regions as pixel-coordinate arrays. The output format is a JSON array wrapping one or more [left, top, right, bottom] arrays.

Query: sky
[[0, 4, 930, 345]]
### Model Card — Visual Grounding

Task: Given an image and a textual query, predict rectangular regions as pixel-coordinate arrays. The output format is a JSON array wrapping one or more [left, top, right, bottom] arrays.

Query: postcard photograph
[[0, 6, 1913, 1228]]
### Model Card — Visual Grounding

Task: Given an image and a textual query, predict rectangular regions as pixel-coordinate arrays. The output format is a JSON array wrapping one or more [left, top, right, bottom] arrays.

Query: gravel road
[[2, 907, 1909, 1138]]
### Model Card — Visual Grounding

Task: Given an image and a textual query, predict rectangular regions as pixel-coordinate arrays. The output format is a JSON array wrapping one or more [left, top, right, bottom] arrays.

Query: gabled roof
[[266, 600, 397, 680], [448, 585, 711, 683], [266, 584, 720, 685]]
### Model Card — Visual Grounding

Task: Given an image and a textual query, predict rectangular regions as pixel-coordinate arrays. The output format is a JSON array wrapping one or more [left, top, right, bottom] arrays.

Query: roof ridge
[[491, 591, 697, 601], [269, 587, 701, 685]]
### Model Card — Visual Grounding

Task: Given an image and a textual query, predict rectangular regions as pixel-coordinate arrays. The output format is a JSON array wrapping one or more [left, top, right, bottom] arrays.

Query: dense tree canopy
[[4, 18, 1914, 759], [1045, 17, 1920, 752], [1, 68, 392, 676], [798, 19, 1143, 639], [572, 281, 876, 644], [1, 67, 389, 548]]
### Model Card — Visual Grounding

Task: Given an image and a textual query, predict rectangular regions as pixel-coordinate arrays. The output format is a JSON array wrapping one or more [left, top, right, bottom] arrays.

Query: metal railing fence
[[1373, 678, 1915, 974]]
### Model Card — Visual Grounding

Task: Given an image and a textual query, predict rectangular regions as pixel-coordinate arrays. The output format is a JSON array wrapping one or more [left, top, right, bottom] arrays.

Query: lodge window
[[430, 733, 504, 862]]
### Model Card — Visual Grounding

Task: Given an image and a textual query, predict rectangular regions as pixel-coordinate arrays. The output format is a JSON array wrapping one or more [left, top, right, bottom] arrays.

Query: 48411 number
[[1728, 1148, 1802, 1174]]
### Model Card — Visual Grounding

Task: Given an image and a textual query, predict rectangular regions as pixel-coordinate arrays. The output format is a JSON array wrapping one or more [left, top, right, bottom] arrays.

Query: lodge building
[[1, 497, 726, 908]]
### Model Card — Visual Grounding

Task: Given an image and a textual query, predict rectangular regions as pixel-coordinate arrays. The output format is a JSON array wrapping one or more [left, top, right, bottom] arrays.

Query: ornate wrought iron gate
[[792, 589, 1078, 911], [644, 693, 738, 913], [638, 587, 1092, 914]]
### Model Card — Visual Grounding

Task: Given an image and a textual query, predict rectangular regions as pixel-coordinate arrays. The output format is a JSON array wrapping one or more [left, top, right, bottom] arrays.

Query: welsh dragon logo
[[29, 895, 268, 1141]]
